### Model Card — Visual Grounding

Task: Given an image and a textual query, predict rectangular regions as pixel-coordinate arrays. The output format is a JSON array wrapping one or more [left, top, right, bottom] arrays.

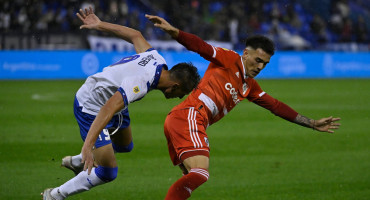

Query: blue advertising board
[[0, 50, 369, 79]]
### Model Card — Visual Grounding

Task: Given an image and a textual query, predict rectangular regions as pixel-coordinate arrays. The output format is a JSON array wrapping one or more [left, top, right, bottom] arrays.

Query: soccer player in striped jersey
[[146, 14, 341, 200], [42, 8, 200, 200]]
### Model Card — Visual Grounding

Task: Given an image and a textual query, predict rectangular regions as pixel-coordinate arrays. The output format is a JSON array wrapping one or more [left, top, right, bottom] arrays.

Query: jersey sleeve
[[176, 30, 238, 67], [117, 76, 148, 105], [246, 79, 265, 102], [248, 79, 298, 122]]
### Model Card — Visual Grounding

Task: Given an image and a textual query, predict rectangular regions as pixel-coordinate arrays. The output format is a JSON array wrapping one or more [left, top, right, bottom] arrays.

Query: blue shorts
[[73, 97, 130, 148]]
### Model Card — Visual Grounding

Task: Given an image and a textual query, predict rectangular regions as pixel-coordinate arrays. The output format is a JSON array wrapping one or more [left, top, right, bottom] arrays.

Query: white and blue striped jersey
[[76, 48, 167, 115]]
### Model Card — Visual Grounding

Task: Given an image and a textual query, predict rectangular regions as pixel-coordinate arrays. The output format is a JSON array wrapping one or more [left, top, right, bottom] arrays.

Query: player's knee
[[94, 166, 118, 182], [112, 141, 134, 153]]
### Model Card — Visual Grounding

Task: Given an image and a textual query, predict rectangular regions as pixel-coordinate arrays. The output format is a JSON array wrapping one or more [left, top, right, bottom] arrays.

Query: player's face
[[242, 48, 272, 78]]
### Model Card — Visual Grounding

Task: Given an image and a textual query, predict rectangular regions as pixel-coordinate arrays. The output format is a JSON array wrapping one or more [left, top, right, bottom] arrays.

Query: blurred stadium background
[[0, 0, 369, 199], [0, 0, 369, 51]]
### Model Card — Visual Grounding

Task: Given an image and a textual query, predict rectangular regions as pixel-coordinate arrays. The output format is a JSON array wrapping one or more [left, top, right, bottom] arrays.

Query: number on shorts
[[98, 129, 111, 141]]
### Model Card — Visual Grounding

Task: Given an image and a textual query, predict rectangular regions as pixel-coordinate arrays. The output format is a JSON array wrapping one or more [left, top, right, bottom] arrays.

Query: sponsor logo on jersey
[[225, 83, 240, 104], [133, 86, 140, 94]]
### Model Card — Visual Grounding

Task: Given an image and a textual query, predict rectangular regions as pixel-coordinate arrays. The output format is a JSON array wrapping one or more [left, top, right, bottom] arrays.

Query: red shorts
[[164, 107, 210, 166]]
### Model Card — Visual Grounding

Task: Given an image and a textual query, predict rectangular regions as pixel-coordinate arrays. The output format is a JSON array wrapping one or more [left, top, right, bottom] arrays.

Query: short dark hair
[[169, 62, 200, 93], [245, 35, 275, 55]]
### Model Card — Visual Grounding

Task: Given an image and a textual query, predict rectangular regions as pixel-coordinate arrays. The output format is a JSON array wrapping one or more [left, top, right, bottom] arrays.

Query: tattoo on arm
[[294, 114, 314, 129]]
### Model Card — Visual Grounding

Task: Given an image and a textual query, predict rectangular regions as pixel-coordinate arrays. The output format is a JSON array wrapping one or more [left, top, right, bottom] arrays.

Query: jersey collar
[[150, 64, 167, 90], [240, 57, 248, 79]]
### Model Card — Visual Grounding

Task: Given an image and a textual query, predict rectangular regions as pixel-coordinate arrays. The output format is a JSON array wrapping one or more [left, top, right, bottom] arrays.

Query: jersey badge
[[133, 86, 140, 94]]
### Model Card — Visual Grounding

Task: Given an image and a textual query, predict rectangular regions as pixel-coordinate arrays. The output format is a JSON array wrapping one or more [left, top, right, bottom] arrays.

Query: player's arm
[[145, 14, 218, 63], [293, 114, 341, 133], [248, 81, 341, 133], [253, 93, 341, 133], [77, 7, 151, 53], [81, 91, 125, 174]]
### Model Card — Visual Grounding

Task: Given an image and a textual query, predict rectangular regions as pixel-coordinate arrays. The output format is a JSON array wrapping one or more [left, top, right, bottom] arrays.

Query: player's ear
[[243, 48, 248, 55], [170, 82, 180, 92]]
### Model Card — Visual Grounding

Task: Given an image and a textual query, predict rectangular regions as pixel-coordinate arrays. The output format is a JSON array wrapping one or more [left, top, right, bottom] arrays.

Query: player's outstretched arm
[[253, 92, 341, 134], [145, 14, 179, 38], [77, 7, 151, 53], [294, 114, 341, 133]]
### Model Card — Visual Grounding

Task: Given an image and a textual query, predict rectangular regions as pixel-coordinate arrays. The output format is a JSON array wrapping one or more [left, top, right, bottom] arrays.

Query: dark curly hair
[[245, 35, 275, 55], [169, 62, 200, 94]]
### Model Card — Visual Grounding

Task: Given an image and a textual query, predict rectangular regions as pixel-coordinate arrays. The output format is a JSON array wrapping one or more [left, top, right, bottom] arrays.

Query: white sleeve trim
[[212, 46, 217, 58], [259, 91, 266, 97]]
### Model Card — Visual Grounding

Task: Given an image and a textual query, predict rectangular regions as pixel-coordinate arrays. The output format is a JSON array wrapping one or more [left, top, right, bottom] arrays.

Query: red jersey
[[173, 31, 298, 126]]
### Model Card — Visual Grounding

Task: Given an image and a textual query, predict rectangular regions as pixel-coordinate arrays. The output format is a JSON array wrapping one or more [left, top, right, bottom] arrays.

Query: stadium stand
[[0, 0, 368, 51]]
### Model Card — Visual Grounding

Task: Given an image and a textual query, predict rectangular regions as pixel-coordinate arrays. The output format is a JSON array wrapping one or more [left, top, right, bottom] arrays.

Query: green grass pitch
[[0, 79, 369, 200]]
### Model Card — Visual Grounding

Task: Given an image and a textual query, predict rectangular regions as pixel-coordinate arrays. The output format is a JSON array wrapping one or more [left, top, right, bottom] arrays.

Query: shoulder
[[145, 48, 166, 62], [213, 47, 241, 63], [214, 47, 238, 56]]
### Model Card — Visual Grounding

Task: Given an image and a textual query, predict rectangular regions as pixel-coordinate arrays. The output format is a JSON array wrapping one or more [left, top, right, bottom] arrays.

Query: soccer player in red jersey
[[146, 15, 341, 200]]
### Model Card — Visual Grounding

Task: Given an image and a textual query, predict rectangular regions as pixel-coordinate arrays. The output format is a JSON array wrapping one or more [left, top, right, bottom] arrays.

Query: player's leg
[[61, 154, 83, 175], [182, 155, 209, 171], [61, 100, 132, 174], [179, 163, 189, 175], [61, 125, 133, 175], [110, 108, 133, 152], [165, 155, 209, 200], [110, 126, 134, 153], [60, 97, 93, 175], [48, 144, 118, 200], [164, 107, 210, 200], [43, 98, 119, 199]]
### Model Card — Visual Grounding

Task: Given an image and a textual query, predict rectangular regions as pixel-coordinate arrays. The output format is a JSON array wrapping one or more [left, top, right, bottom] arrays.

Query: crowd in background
[[0, 0, 369, 50]]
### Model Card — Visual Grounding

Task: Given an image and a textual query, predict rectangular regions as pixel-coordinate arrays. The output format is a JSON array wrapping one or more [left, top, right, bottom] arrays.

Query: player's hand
[[313, 116, 341, 133], [81, 143, 95, 175], [76, 6, 101, 30], [145, 14, 179, 38]]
